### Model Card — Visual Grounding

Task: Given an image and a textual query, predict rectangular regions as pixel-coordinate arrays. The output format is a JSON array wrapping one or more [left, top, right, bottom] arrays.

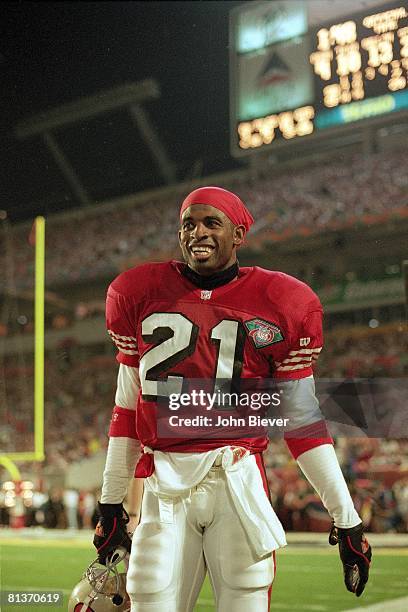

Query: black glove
[[329, 522, 372, 597], [93, 502, 132, 564]]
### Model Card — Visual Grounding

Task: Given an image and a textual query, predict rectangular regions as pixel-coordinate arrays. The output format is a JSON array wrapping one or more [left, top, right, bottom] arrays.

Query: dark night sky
[[0, 1, 245, 222]]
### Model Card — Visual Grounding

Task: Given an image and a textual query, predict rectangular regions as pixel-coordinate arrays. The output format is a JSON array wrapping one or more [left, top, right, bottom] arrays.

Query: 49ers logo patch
[[244, 318, 284, 348]]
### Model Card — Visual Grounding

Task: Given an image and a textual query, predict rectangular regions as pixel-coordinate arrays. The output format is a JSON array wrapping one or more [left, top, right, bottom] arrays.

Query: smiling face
[[178, 204, 245, 276]]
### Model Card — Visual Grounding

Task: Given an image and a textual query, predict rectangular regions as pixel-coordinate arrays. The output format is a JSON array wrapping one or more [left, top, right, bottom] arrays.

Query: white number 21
[[139, 313, 245, 398]]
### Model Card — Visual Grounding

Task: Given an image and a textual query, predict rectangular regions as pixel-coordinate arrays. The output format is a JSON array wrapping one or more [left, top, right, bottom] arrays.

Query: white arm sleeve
[[115, 363, 140, 409], [277, 375, 323, 430], [101, 364, 140, 504], [277, 376, 360, 528], [101, 436, 139, 503], [296, 444, 361, 528]]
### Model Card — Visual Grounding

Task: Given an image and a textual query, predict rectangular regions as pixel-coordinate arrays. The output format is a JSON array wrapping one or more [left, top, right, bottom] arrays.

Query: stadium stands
[[1, 145, 407, 290]]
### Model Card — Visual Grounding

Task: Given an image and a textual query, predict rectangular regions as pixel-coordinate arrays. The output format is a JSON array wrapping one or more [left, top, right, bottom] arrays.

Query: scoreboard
[[229, 1, 408, 155]]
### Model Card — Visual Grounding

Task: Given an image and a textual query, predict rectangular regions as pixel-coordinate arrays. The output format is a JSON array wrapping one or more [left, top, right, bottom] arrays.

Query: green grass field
[[1, 536, 407, 611]]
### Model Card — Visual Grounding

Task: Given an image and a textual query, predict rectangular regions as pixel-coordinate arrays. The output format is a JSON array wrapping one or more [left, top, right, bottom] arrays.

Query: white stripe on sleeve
[[108, 330, 137, 342]]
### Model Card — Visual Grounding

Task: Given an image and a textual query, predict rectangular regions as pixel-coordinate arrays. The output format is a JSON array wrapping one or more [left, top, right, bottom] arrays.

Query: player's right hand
[[93, 502, 132, 565], [329, 522, 372, 597]]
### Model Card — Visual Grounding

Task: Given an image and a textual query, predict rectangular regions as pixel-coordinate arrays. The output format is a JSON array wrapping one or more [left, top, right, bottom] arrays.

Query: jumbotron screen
[[229, 1, 408, 155]]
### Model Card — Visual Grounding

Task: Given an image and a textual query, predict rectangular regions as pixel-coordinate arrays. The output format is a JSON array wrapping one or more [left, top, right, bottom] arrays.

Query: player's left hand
[[329, 522, 372, 596], [93, 502, 132, 565]]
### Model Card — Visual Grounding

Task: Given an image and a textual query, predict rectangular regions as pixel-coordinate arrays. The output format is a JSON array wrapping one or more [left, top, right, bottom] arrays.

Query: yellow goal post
[[1, 216, 45, 463]]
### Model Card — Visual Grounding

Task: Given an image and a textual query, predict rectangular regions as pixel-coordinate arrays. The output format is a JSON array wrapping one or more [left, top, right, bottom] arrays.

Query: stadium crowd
[[1, 323, 406, 533], [1, 146, 407, 290], [316, 326, 407, 378]]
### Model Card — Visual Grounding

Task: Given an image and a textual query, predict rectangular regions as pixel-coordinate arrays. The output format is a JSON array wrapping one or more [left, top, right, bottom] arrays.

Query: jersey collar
[[181, 261, 239, 289]]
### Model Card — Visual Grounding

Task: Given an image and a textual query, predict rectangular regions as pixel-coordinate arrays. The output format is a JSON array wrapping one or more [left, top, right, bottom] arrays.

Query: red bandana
[[180, 186, 254, 233]]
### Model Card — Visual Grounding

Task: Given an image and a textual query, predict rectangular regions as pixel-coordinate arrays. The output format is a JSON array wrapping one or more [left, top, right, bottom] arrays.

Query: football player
[[94, 186, 371, 611]]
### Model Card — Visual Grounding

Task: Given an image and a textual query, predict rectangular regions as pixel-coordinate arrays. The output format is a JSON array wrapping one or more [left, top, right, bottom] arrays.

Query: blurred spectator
[[36, 487, 67, 529], [63, 488, 79, 529], [370, 483, 403, 533], [79, 490, 97, 529], [393, 476, 408, 532], [0, 489, 9, 526]]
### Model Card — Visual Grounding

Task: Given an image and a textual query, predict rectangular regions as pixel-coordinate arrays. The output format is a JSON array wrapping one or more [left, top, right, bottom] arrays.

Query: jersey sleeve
[[279, 376, 333, 459], [109, 364, 139, 440], [274, 301, 323, 381], [106, 283, 140, 367]]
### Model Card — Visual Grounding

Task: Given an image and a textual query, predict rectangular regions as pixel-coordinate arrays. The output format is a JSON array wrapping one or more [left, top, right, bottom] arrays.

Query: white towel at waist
[[146, 447, 222, 495], [145, 447, 287, 558], [223, 453, 287, 557]]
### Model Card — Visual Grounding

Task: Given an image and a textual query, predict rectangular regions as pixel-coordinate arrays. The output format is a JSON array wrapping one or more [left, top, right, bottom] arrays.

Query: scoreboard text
[[230, 2, 408, 154]]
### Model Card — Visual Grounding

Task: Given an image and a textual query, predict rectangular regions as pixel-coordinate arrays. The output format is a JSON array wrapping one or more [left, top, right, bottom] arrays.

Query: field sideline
[[1, 531, 407, 611]]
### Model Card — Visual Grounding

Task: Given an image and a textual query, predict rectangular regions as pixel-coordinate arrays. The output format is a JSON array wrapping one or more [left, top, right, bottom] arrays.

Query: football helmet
[[68, 548, 130, 612]]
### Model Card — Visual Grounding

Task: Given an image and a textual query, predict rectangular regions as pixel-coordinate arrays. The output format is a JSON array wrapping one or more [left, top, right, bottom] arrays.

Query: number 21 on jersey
[[139, 312, 246, 399]]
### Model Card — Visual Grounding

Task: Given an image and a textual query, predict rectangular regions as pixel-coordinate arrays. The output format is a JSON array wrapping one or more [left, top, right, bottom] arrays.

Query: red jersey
[[106, 261, 323, 453]]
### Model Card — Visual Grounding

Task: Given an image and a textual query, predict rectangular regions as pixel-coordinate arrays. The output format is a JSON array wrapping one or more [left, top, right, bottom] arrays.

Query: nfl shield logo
[[200, 290, 212, 300]]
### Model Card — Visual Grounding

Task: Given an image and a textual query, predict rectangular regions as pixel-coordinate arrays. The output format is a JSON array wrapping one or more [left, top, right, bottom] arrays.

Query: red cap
[[180, 186, 254, 233]]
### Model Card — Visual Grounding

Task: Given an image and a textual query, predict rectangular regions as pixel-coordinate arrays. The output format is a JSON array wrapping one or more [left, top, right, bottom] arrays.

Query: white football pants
[[127, 464, 275, 612]]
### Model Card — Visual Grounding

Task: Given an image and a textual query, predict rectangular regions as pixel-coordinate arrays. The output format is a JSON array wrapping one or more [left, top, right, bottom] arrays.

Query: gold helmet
[[68, 548, 130, 612]]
